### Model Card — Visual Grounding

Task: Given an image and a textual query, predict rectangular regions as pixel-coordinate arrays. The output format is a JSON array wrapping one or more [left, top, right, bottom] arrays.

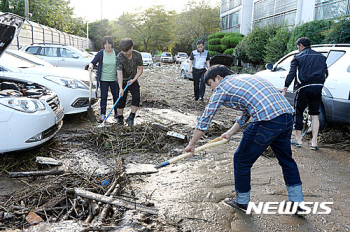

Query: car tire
[[301, 104, 327, 139], [180, 70, 186, 79]]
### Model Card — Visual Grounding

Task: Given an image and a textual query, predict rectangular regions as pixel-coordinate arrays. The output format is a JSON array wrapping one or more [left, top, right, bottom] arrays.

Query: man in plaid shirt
[[184, 65, 305, 214]]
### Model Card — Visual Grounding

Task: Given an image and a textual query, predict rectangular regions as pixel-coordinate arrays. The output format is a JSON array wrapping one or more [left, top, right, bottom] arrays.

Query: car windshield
[[178, 54, 187, 57], [0, 52, 38, 68], [142, 53, 151, 58], [162, 53, 171, 57], [276, 55, 294, 71]]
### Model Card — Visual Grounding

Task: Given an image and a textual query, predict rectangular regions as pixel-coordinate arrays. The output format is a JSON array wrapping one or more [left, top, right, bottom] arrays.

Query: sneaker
[[199, 97, 203, 101], [125, 116, 134, 127], [116, 116, 124, 125], [224, 198, 248, 213]]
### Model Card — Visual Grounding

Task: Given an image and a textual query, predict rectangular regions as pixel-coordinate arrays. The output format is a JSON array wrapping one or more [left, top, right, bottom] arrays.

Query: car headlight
[[44, 76, 89, 90], [0, 98, 46, 113]]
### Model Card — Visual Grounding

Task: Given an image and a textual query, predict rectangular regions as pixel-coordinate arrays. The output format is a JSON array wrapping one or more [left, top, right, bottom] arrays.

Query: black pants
[[294, 86, 323, 130], [116, 81, 140, 109], [100, 81, 118, 115], [192, 69, 206, 100]]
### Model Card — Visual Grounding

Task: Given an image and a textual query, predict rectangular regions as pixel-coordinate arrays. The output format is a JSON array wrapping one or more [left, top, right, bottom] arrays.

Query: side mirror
[[265, 63, 274, 70], [72, 54, 79, 59]]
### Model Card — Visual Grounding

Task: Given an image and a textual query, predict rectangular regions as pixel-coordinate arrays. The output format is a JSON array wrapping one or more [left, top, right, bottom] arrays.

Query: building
[[220, 0, 350, 35]]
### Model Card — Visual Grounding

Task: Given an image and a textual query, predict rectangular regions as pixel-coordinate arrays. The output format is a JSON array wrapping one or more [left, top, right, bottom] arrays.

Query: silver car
[[22, 44, 94, 70], [160, 52, 173, 63], [179, 58, 193, 80]]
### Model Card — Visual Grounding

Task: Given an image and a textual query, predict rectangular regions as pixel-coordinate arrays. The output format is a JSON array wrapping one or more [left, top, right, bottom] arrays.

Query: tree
[[287, 19, 333, 52], [325, 16, 350, 43], [264, 26, 292, 64], [88, 19, 111, 50]]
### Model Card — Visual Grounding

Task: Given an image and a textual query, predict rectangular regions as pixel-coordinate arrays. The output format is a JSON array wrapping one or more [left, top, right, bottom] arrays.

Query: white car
[[174, 52, 188, 63], [160, 52, 173, 63], [22, 44, 94, 70], [0, 13, 64, 153], [6, 49, 97, 88], [179, 58, 193, 80], [140, 52, 153, 67], [255, 44, 350, 132], [0, 51, 97, 115]]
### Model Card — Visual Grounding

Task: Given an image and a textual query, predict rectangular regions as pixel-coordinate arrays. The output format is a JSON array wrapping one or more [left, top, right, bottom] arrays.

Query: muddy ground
[[0, 64, 349, 231]]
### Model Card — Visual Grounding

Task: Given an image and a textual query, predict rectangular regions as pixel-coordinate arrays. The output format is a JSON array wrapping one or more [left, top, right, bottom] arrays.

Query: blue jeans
[[234, 114, 304, 204], [100, 81, 118, 116]]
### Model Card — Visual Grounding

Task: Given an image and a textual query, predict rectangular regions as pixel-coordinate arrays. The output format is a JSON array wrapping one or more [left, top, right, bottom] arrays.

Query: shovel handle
[[104, 82, 130, 122], [89, 70, 93, 102], [155, 138, 228, 169]]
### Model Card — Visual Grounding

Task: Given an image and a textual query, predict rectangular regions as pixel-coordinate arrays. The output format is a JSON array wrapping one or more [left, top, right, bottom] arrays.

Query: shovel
[[98, 82, 130, 128], [87, 70, 97, 123], [155, 137, 228, 169]]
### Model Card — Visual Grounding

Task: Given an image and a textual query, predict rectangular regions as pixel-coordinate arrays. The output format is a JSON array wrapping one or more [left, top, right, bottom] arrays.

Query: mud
[[1, 64, 349, 231]]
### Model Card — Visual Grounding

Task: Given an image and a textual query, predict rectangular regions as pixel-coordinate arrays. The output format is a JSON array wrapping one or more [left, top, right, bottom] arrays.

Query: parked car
[[179, 58, 193, 80], [174, 52, 188, 63], [140, 52, 153, 67], [255, 44, 350, 134], [0, 12, 64, 153], [21, 44, 95, 70], [0, 50, 97, 115], [160, 52, 173, 63], [6, 49, 97, 88]]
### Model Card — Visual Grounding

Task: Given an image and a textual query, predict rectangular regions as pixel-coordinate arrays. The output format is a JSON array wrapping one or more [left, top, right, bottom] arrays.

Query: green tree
[[244, 24, 282, 65], [88, 19, 111, 51], [287, 19, 333, 52], [264, 27, 293, 64], [325, 16, 350, 43], [233, 38, 249, 64]]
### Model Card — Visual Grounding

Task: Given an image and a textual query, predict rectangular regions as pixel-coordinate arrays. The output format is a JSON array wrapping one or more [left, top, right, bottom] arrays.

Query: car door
[[59, 47, 83, 69], [37, 46, 60, 66]]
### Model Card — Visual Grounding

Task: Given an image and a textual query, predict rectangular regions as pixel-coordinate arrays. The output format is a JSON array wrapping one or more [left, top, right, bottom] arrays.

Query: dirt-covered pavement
[[1, 63, 349, 231]]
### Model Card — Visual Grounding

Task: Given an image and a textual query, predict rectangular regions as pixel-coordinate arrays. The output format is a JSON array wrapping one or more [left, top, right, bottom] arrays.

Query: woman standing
[[88, 36, 119, 121]]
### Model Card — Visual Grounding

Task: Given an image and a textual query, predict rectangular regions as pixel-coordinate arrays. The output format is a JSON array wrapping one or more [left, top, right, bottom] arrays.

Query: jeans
[[233, 114, 304, 204], [192, 69, 206, 99], [100, 81, 118, 116]]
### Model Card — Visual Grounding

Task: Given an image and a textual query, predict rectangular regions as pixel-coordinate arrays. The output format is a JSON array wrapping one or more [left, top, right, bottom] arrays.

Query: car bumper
[[323, 96, 350, 125], [0, 106, 63, 153]]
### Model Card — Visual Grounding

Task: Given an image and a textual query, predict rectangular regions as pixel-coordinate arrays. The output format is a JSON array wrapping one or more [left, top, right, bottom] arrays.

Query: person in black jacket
[[88, 36, 119, 121], [282, 37, 328, 150]]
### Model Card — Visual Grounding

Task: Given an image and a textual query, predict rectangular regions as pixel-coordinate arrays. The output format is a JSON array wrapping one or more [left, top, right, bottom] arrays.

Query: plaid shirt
[[196, 75, 294, 132]]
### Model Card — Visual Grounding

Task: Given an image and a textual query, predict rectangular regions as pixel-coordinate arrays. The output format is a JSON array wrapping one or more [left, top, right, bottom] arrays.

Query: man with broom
[[184, 65, 305, 214]]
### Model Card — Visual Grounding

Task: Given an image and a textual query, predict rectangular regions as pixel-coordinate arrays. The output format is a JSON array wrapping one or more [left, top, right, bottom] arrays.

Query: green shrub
[[209, 51, 219, 57], [221, 33, 244, 48], [233, 38, 250, 63], [264, 27, 293, 64], [287, 19, 333, 52], [223, 48, 234, 55], [231, 66, 242, 74], [208, 44, 226, 53], [208, 32, 226, 39], [325, 16, 350, 43], [244, 24, 282, 65], [208, 38, 222, 45]]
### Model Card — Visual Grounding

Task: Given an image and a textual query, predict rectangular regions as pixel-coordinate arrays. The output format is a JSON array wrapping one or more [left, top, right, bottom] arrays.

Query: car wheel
[[180, 70, 186, 79], [301, 104, 327, 139]]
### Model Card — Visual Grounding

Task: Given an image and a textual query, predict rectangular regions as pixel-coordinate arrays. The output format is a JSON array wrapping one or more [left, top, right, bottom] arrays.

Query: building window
[[315, 0, 349, 20], [221, 0, 242, 13], [253, 0, 298, 26], [221, 11, 240, 32]]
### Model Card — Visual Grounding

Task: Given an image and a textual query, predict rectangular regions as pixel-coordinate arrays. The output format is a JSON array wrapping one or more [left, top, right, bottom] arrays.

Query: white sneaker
[[100, 114, 105, 121]]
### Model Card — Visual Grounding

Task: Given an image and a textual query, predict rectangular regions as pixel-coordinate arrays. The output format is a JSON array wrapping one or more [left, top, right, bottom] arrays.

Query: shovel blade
[[88, 107, 97, 123]]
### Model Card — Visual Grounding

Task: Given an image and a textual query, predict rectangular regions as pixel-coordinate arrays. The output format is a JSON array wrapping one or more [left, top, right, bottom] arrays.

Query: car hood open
[[0, 13, 24, 57], [210, 54, 234, 67]]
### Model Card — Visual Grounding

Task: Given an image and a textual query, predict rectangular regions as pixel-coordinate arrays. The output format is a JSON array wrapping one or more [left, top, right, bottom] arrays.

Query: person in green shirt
[[115, 38, 143, 126], [89, 36, 119, 121]]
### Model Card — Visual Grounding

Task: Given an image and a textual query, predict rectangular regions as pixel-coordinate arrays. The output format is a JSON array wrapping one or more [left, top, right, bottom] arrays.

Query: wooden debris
[[166, 131, 185, 140], [36, 156, 62, 166], [8, 168, 64, 178], [74, 188, 158, 215]]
